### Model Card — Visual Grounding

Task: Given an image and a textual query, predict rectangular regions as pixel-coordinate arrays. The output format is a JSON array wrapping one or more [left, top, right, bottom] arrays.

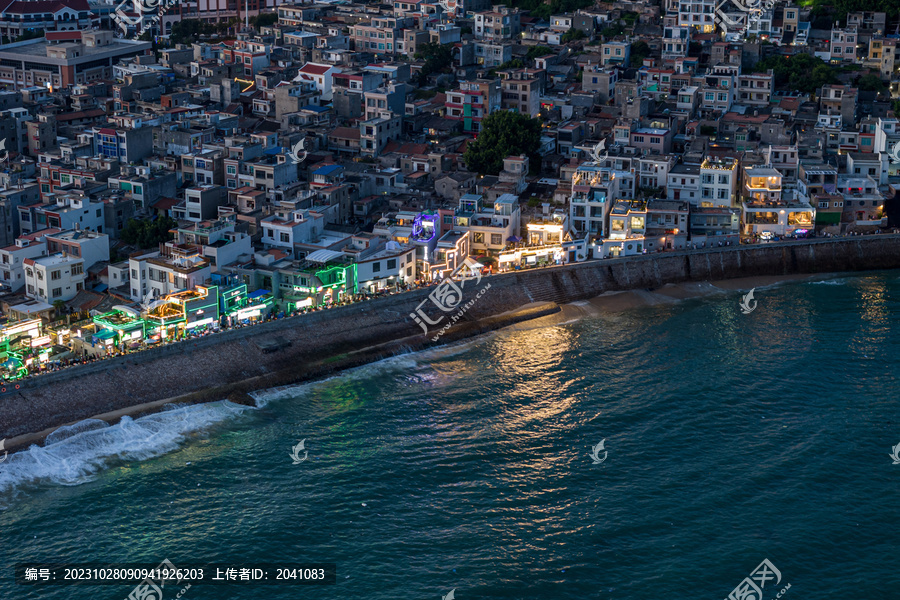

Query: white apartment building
[[351, 238, 417, 292], [24, 253, 86, 303], [765, 145, 799, 186], [0, 230, 58, 292], [260, 202, 328, 255], [569, 164, 626, 240], [45, 228, 110, 270], [18, 195, 105, 236], [173, 218, 252, 270], [678, 0, 716, 33], [637, 155, 676, 189], [128, 249, 212, 302], [453, 193, 521, 256], [667, 163, 701, 203], [700, 157, 738, 207]]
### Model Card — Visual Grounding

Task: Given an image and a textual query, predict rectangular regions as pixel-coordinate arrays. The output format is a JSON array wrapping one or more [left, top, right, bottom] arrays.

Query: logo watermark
[[589, 139, 607, 164], [126, 559, 191, 600], [0, 138, 9, 163], [715, 0, 776, 35], [288, 139, 308, 164], [725, 558, 789, 600], [888, 141, 900, 165], [890, 443, 900, 465], [739, 288, 757, 314], [0, 438, 7, 463], [442, 589, 456, 600], [411, 258, 491, 341], [289, 439, 308, 465], [589, 439, 607, 464], [112, 0, 178, 38]]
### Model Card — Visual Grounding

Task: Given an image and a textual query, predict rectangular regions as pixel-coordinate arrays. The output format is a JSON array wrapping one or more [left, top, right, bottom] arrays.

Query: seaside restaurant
[[92, 307, 147, 350], [167, 285, 221, 332], [0, 318, 54, 372], [277, 251, 358, 311], [145, 300, 186, 343], [224, 288, 275, 325]]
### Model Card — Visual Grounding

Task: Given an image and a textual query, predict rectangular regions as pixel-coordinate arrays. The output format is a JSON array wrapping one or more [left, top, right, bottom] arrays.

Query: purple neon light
[[412, 213, 438, 241]]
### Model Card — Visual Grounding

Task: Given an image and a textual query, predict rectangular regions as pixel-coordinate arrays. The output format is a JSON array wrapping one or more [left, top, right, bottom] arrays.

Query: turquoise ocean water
[[1, 272, 899, 599]]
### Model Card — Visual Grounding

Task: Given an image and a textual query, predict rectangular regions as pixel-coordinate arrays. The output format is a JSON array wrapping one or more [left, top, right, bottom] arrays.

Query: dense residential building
[[24, 252, 85, 303], [0, 31, 150, 88], [498, 69, 541, 117], [830, 25, 858, 62], [700, 157, 738, 207], [0, 0, 895, 379], [445, 79, 500, 133], [474, 7, 520, 41]]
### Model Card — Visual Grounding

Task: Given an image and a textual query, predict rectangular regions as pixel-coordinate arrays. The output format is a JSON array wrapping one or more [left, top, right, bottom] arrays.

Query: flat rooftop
[[0, 38, 151, 61]]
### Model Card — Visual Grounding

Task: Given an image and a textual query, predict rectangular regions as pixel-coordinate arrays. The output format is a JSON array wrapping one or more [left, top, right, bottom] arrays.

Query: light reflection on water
[[1, 272, 899, 600]]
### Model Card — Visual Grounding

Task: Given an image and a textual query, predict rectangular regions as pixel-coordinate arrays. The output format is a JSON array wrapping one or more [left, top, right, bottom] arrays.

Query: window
[[51, 270, 61, 280], [37, 271, 43, 280], [387, 258, 397, 269], [52, 287, 61, 298], [491, 234, 502, 246], [72, 263, 83, 275], [373, 262, 381, 272], [280, 232, 289, 243]]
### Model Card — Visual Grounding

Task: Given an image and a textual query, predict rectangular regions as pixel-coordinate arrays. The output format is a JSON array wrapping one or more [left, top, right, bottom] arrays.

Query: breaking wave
[[0, 401, 250, 496]]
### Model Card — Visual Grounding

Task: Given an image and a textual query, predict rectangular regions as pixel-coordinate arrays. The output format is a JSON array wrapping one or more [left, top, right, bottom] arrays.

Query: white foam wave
[[251, 352, 422, 407], [251, 335, 497, 407], [0, 401, 249, 496], [808, 279, 845, 286]]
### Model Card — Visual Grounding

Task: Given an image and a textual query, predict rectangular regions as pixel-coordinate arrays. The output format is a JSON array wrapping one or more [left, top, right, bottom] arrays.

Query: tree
[[120, 216, 178, 249], [856, 73, 887, 92], [15, 29, 42, 42], [414, 42, 453, 86], [600, 22, 624, 38], [501, 0, 593, 21], [250, 13, 278, 28], [52, 300, 66, 318], [170, 19, 228, 44], [486, 58, 524, 78], [526, 45, 555, 61], [464, 111, 542, 175], [561, 28, 587, 43], [630, 41, 650, 68], [809, 0, 899, 23], [754, 53, 839, 94]]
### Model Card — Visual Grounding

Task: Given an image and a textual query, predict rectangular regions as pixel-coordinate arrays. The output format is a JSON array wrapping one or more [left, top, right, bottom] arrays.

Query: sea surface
[[1, 271, 899, 600]]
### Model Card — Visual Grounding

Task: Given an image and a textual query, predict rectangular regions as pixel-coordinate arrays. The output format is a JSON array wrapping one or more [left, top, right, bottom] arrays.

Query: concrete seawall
[[3, 235, 900, 445]]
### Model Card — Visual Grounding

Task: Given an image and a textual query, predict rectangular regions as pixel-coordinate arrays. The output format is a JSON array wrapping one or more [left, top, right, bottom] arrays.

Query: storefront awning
[[93, 329, 117, 340], [247, 288, 271, 299]]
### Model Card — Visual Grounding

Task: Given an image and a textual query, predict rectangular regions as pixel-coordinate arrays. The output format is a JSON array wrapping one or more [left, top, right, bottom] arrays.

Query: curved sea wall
[[3, 235, 900, 444]]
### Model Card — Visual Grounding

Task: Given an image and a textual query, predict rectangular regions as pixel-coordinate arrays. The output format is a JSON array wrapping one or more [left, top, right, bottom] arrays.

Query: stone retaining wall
[[2, 235, 899, 440]]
